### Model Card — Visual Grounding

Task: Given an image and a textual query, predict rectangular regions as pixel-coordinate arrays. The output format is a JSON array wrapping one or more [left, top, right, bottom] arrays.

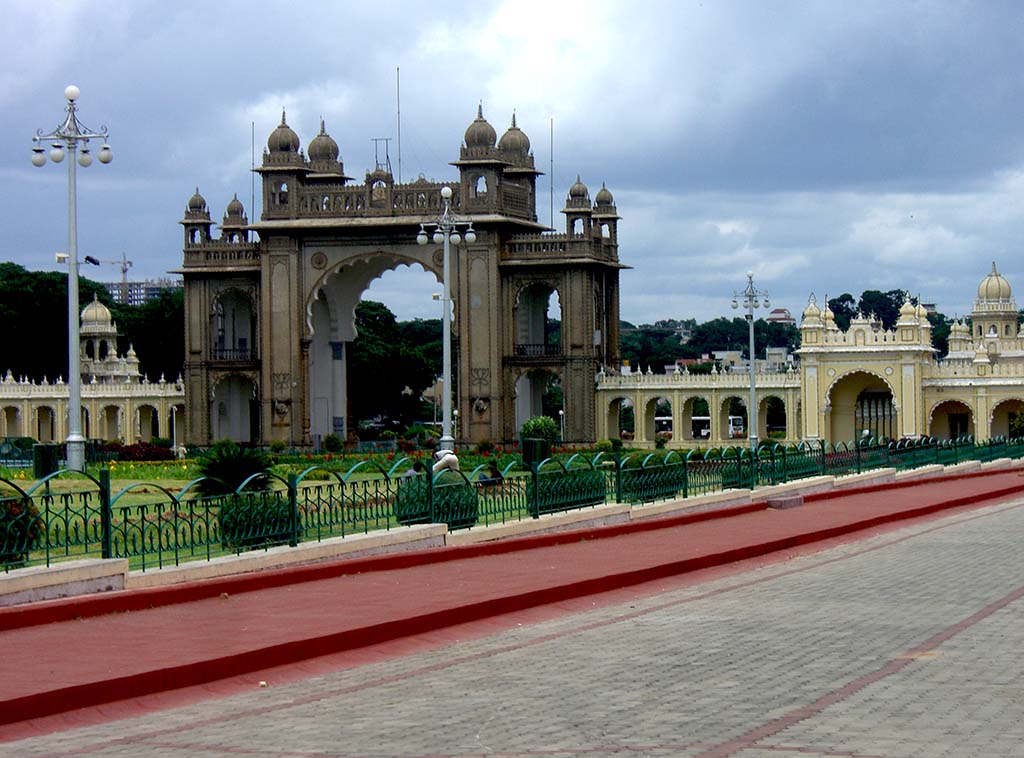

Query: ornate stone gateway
[[180, 108, 623, 446]]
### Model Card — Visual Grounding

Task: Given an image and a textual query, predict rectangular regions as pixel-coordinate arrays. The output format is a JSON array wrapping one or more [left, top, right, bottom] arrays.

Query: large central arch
[[307, 253, 441, 444], [826, 370, 897, 442]]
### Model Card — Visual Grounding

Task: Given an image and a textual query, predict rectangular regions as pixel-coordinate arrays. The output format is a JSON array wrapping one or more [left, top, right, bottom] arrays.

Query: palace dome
[[595, 183, 614, 207], [81, 294, 112, 326], [497, 113, 530, 154], [308, 119, 339, 161], [268, 110, 300, 153], [225, 193, 244, 218], [978, 262, 1012, 301], [464, 104, 496, 148], [802, 294, 821, 320], [187, 187, 207, 213], [568, 175, 589, 200]]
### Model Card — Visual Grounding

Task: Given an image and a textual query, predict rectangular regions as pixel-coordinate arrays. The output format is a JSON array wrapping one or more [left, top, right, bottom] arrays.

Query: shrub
[[404, 424, 440, 440], [269, 439, 287, 454], [655, 432, 671, 449], [380, 429, 398, 441], [194, 440, 272, 497], [321, 434, 343, 453], [610, 438, 624, 452], [118, 442, 176, 462], [594, 439, 613, 453], [0, 495, 42, 566], [475, 439, 495, 455], [520, 416, 559, 444], [150, 437, 173, 449]]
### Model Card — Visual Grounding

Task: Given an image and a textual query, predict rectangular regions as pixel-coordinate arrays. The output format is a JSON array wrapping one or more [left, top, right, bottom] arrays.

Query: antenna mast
[[371, 137, 393, 174], [396, 67, 402, 184], [549, 117, 554, 229], [250, 121, 255, 220]]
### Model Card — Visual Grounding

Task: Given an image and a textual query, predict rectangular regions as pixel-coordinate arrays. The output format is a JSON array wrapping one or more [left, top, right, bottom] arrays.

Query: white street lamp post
[[32, 85, 112, 472], [732, 271, 769, 455], [559, 408, 565, 442], [417, 186, 475, 452]]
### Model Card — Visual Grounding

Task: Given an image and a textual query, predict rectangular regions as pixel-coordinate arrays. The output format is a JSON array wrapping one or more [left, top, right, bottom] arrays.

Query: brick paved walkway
[[4, 471, 1024, 756]]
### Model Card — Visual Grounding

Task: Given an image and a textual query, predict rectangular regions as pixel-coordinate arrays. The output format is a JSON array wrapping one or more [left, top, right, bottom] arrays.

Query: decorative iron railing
[[2, 435, 1021, 573]]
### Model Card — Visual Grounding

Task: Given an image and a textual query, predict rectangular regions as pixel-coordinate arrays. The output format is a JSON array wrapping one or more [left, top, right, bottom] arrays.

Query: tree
[[110, 288, 185, 381], [858, 289, 906, 330], [827, 293, 857, 331], [347, 301, 436, 428]]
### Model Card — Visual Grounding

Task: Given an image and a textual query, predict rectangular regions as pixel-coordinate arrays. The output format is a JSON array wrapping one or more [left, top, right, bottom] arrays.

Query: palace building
[[0, 296, 184, 445], [595, 263, 1024, 447], [180, 107, 624, 447]]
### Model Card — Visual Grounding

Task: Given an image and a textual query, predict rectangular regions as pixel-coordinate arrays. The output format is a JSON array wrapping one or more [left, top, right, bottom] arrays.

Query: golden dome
[[81, 294, 112, 325]]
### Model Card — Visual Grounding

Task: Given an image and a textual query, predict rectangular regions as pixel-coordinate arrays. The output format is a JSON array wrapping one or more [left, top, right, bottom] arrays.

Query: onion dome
[[81, 294, 113, 326], [225, 193, 244, 218], [802, 293, 821, 321], [594, 182, 614, 207], [498, 113, 530, 154], [898, 296, 916, 320], [268, 109, 300, 153], [308, 118, 339, 162], [464, 103, 497, 148], [916, 301, 929, 320], [978, 262, 1012, 301], [187, 187, 207, 213], [568, 175, 589, 200]]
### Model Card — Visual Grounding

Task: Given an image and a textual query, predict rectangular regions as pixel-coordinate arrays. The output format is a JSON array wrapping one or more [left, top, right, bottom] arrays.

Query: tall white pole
[[747, 310, 757, 454], [440, 225, 453, 451], [66, 145, 85, 471]]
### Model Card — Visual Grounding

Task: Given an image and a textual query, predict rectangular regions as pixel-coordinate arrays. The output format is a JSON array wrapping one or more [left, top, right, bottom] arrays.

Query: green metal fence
[[2, 435, 1021, 572]]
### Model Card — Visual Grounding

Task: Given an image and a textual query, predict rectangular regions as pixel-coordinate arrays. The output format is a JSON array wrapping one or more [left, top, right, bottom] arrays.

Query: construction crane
[[82, 253, 133, 304]]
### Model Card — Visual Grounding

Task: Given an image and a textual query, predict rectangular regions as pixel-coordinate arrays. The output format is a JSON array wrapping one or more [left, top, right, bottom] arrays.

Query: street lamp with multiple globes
[[731, 271, 769, 455], [32, 85, 112, 471], [417, 186, 476, 452]]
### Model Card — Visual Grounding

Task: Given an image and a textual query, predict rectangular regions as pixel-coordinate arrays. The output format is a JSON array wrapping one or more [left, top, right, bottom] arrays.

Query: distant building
[[765, 307, 796, 325], [0, 296, 184, 444], [105, 278, 182, 306]]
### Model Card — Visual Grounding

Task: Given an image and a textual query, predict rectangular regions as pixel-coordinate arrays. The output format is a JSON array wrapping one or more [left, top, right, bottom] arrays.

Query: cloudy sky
[[4, 0, 1024, 324]]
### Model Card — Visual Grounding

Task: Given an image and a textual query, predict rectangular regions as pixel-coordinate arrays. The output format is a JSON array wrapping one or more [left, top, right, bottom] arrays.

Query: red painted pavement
[[1, 468, 1023, 730]]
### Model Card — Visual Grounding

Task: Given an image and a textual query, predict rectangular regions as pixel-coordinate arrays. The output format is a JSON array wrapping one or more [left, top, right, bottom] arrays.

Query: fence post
[[287, 472, 299, 547], [531, 462, 541, 518], [428, 470, 436, 523], [614, 453, 623, 505], [682, 454, 689, 499], [855, 439, 862, 474], [819, 440, 827, 476], [99, 467, 112, 560]]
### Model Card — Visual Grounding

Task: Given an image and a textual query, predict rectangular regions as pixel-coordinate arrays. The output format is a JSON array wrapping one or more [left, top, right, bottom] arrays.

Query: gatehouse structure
[[0, 296, 184, 445], [596, 264, 1024, 448], [180, 108, 623, 447]]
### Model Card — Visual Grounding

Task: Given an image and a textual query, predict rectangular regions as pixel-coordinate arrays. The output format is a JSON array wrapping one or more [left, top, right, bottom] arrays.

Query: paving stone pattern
[[10, 499, 1024, 757]]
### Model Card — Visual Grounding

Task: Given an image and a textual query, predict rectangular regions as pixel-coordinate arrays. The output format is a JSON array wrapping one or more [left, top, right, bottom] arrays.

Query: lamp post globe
[[732, 272, 768, 458]]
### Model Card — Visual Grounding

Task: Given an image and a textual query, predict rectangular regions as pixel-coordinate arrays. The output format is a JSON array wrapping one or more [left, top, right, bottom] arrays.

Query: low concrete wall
[[446, 504, 632, 546], [128, 524, 448, 590], [833, 468, 896, 489], [0, 559, 128, 607], [894, 464, 945, 482], [629, 489, 753, 522]]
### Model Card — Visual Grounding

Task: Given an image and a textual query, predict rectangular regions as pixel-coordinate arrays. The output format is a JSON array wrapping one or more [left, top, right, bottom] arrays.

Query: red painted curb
[[2, 477, 1022, 727], [2, 466, 1019, 632]]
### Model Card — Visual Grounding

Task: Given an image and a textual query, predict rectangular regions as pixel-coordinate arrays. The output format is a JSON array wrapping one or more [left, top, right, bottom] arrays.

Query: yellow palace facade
[[596, 264, 1024, 448]]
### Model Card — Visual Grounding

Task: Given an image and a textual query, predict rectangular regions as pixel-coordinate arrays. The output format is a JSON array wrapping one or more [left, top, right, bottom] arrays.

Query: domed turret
[[187, 187, 207, 213], [978, 262, 1012, 301], [268, 110, 300, 154], [568, 175, 589, 200], [594, 182, 614, 207], [81, 294, 113, 326], [497, 113, 530, 154], [898, 296, 917, 322], [308, 118, 339, 162], [802, 293, 822, 322], [225, 193, 244, 219], [464, 103, 496, 148]]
